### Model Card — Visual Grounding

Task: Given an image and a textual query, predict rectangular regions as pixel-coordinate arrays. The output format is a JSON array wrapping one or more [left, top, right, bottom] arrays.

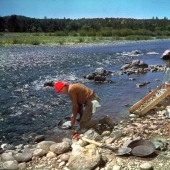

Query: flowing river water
[[0, 40, 170, 144]]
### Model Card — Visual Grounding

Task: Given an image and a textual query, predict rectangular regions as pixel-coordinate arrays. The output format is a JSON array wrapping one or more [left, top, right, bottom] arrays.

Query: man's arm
[[69, 93, 79, 126]]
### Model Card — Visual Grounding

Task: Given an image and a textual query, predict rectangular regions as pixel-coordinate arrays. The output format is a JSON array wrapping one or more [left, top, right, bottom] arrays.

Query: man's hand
[[71, 114, 76, 126]]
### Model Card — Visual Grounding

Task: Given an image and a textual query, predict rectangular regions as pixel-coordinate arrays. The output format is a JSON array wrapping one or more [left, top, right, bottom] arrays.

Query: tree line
[[1, 15, 170, 37]]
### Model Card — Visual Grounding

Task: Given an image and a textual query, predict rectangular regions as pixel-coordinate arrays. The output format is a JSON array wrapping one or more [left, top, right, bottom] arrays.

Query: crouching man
[[53, 81, 115, 129]]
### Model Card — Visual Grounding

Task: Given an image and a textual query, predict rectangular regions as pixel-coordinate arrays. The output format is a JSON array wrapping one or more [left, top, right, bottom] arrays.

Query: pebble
[[140, 163, 153, 170], [112, 165, 122, 170]]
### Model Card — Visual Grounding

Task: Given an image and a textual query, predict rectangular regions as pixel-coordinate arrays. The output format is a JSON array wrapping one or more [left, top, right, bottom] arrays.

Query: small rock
[[18, 162, 27, 170], [129, 114, 139, 118], [59, 153, 70, 161], [34, 135, 45, 143], [37, 141, 56, 153], [112, 165, 122, 170], [33, 149, 46, 157], [46, 151, 57, 158], [105, 138, 115, 144], [148, 125, 158, 130], [59, 161, 66, 167], [101, 131, 111, 137], [140, 162, 153, 170]]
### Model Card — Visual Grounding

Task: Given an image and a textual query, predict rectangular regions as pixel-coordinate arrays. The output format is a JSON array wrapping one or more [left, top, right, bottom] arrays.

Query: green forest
[[1, 15, 170, 46], [1, 15, 170, 38]]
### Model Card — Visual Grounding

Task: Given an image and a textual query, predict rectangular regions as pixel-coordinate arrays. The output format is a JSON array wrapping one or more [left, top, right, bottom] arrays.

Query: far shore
[[0, 32, 170, 47]]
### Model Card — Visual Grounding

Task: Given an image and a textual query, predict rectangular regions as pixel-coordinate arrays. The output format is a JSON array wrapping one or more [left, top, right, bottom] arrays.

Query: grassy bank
[[0, 32, 170, 46]]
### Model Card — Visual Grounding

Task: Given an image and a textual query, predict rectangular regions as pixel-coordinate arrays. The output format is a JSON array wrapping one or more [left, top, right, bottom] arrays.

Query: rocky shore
[[1, 93, 170, 170]]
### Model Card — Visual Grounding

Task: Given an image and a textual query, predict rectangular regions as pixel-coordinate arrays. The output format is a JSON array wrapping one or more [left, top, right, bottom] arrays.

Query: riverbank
[[0, 32, 170, 47], [1, 95, 170, 169]]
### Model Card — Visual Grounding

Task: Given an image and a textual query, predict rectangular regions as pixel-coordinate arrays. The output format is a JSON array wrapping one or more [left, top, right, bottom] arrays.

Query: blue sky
[[0, 0, 170, 19]]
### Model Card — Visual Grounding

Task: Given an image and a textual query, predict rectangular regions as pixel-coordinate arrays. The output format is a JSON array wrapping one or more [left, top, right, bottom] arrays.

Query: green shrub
[[30, 39, 40, 45], [78, 37, 84, 42], [0, 33, 4, 36], [33, 33, 40, 36], [12, 39, 21, 44], [59, 39, 64, 45]]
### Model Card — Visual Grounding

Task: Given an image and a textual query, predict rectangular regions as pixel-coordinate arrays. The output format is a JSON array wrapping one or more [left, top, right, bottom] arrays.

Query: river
[[0, 40, 169, 144]]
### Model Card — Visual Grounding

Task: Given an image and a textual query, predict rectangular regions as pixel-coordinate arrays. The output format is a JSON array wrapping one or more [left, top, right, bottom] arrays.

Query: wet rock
[[95, 67, 105, 75], [136, 81, 150, 88], [34, 135, 45, 143], [94, 75, 106, 82], [44, 81, 54, 87], [129, 78, 136, 81], [161, 49, 170, 60], [1, 144, 15, 150], [138, 60, 148, 68], [83, 67, 113, 82], [121, 63, 131, 70], [85, 73, 96, 80], [121, 59, 148, 70], [15, 144, 24, 150]]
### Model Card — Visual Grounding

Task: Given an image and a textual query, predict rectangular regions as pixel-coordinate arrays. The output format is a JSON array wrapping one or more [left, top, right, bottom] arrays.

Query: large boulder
[[161, 50, 170, 60], [68, 144, 102, 170]]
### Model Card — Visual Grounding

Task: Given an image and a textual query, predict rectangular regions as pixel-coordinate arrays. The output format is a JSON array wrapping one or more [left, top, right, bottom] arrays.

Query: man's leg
[[79, 94, 99, 128], [77, 104, 83, 122]]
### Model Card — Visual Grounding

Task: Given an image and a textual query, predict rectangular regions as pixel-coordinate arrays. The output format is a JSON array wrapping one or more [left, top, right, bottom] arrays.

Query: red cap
[[54, 81, 67, 92]]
